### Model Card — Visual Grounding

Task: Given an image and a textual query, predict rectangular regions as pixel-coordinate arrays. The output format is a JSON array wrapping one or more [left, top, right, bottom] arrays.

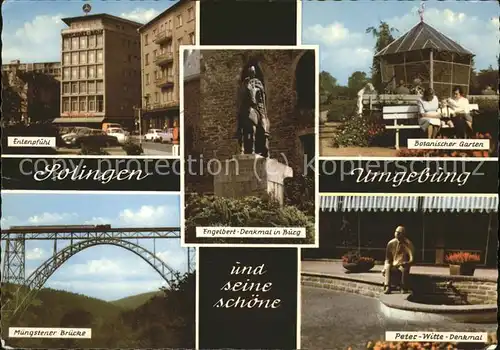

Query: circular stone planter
[[342, 261, 375, 273], [379, 293, 497, 324], [449, 263, 476, 276]]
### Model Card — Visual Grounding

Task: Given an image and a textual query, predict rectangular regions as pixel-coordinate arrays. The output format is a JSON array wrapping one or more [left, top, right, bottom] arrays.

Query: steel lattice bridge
[[0, 224, 193, 323]]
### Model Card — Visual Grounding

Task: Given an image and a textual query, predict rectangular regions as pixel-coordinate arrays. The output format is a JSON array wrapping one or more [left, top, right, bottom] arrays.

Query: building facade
[[56, 14, 142, 129], [1, 60, 61, 125], [183, 49, 316, 194], [139, 0, 195, 131]]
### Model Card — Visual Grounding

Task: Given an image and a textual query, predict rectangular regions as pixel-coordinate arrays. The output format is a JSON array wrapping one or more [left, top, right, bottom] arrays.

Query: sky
[[1, 193, 185, 301], [302, 1, 499, 85], [1, 0, 178, 62]]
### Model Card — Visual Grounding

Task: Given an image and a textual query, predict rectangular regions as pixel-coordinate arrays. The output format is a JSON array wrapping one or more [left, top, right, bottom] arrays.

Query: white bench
[[383, 104, 479, 149]]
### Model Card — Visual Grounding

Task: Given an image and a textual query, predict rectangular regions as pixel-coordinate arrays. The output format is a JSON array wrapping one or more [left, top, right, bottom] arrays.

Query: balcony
[[154, 29, 173, 44], [147, 100, 179, 111], [155, 75, 174, 88], [154, 52, 174, 66]]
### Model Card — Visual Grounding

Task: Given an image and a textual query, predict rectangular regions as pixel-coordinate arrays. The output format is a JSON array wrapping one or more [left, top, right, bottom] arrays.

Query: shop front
[[306, 195, 498, 267]]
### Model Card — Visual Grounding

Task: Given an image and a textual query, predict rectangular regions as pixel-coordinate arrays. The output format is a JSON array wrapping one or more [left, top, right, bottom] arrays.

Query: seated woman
[[444, 86, 472, 138], [417, 88, 441, 138]]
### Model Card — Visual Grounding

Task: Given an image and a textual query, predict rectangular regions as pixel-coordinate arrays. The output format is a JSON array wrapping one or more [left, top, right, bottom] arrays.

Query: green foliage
[[185, 194, 315, 244], [366, 21, 397, 91], [111, 291, 162, 309], [122, 141, 144, 155], [331, 113, 386, 148], [322, 100, 356, 122], [3, 275, 195, 349], [283, 175, 315, 216], [347, 71, 369, 96]]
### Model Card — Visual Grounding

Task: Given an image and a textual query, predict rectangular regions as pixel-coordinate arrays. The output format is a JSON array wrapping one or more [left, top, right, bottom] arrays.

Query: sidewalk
[[302, 260, 498, 284]]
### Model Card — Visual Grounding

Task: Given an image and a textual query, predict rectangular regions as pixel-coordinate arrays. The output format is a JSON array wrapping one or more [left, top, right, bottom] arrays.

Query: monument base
[[213, 154, 293, 205]]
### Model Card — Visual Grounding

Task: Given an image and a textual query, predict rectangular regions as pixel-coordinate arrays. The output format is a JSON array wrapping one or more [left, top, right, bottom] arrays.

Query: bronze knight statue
[[235, 66, 270, 157]]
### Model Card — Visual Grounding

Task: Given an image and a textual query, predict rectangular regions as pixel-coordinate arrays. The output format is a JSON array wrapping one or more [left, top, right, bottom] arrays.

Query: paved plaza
[[302, 287, 497, 350]]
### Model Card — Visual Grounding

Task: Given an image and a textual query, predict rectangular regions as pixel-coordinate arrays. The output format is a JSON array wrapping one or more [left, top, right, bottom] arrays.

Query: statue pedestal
[[213, 154, 293, 205]]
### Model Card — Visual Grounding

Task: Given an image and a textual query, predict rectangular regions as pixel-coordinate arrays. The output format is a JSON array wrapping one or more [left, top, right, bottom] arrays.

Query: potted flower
[[445, 252, 480, 276], [342, 251, 375, 273]]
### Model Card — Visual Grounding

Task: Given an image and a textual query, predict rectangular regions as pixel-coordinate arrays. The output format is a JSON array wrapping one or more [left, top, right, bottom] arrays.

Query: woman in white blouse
[[444, 86, 472, 138]]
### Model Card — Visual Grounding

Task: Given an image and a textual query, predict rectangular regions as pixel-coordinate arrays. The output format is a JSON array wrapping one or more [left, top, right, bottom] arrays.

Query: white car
[[144, 128, 173, 143], [106, 127, 130, 144]]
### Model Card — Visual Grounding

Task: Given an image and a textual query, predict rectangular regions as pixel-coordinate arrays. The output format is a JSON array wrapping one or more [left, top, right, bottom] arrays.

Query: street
[[301, 287, 496, 350], [56, 137, 175, 156]]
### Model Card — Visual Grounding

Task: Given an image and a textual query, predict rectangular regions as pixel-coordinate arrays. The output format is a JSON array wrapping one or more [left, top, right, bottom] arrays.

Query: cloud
[[2, 14, 66, 62], [26, 247, 48, 261], [120, 8, 159, 24], [28, 212, 78, 225], [304, 5, 499, 84], [118, 205, 176, 226], [1, 212, 79, 227]]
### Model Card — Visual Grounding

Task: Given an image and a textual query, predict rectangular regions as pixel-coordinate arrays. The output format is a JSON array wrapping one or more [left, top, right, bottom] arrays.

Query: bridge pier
[[1, 235, 26, 285]]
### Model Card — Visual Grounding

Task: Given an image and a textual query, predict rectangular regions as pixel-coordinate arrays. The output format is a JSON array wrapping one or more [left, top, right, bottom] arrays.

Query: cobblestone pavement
[[301, 287, 497, 350]]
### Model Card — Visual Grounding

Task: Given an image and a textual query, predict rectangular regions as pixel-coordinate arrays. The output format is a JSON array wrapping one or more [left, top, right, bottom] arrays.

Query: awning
[[320, 196, 341, 212], [341, 196, 419, 212], [422, 196, 499, 213], [52, 117, 105, 123]]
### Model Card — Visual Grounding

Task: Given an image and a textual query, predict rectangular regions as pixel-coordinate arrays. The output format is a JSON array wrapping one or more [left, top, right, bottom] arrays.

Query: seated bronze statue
[[382, 225, 414, 294]]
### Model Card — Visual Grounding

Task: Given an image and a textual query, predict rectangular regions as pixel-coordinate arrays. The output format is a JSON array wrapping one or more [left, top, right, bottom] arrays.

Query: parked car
[[62, 128, 118, 148], [144, 128, 174, 143], [102, 123, 122, 132], [106, 127, 130, 144]]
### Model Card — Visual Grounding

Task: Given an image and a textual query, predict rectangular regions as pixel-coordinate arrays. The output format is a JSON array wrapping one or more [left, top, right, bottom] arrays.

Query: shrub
[[324, 100, 356, 122], [122, 141, 144, 155], [332, 113, 386, 147], [341, 251, 373, 265], [283, 175, 315, 216], [445, 252, 481, 265], [185, 193, 315, 244]]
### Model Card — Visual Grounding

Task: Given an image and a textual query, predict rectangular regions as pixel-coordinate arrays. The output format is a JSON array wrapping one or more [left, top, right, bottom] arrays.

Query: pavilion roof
[[375, 21, 474, 57]]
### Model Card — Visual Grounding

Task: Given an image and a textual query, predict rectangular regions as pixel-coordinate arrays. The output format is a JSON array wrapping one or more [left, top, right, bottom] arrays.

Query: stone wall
[[183, 49, 315, 194], [302, 272, 497, 305]]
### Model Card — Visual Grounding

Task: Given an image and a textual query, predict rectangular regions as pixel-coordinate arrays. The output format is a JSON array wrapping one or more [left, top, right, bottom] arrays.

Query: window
[[63, 98, 70, 112], [72, 52, 78, 65], [97, 81, 103, 93], [63, 68, 70, 80], [97, 50, 103, 62], [89, 35, 96, 47], [97, 65, 103, 78], [63, 83, 70, 94], [96, 34, 103, 46], [63, 53, 70, 65], [80, 67, 86, 79], [160, 24, 164, 31], [88, 51, 95, 63], [154, 70, 159, 80], [71, 99, 78, 111], [189, 32, 195, 45], [167, 90, 173, 101], [72, 37, 78, 50], [145, 34, 149, 45], [168, 19, 172, 29], [155, 92, 159, 102], [145, 53, 150, 65], [153, 49, 157, 58], [80, 36, 87, 48], [153, 28, 157, 36], [63, 38, 71, 50], [177, 38, 183, 51], [146, 73, 150, 85], [71, 82, 78, 94], [96, 96, 103, 112], [71, 68, 78, 79], [88, 66, 95, 78], [176, 14, 183, 27], [80, 99, 87, 111], [188, 7, 194, 21], [88, 98, 95, 111], [167, 66, 173, 77], [79, 82, 86, 93], [88, 81, 95, 93], [80, 52, 86, 64]]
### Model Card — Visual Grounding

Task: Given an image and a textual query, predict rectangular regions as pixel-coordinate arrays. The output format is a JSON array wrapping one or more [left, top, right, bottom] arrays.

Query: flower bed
[[446, 252, 481, 276], [342, 251, 375, 273], [332, 113, 388, 148]]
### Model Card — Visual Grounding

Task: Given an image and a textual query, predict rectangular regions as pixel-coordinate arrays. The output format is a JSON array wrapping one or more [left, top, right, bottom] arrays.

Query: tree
[[366, 21, 398, 91], [1, 73, 23, 125], [347, 71, 369, 98], [319, 71, 337, 105]]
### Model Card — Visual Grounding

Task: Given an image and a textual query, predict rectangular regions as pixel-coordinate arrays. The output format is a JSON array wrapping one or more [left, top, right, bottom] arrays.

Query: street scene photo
[[2, 0, 195, 156], [302, 194, 498, 349], [0, 193, 195, 349], [182, 47, 318, 246], [302, 1, 499, 158]]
